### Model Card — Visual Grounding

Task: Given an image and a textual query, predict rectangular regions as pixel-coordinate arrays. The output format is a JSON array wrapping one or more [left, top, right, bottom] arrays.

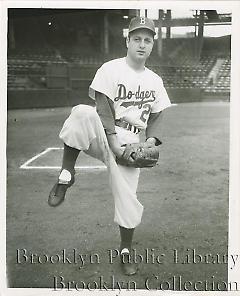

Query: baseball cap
[[128, 16, 156, 36]]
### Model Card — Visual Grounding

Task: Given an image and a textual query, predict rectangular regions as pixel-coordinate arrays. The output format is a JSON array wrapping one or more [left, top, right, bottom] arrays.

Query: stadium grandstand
[[7, 9, 231, 109]]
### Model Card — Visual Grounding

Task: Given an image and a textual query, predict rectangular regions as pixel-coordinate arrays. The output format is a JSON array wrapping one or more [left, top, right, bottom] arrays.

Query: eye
[[145, 39, 152, 44]]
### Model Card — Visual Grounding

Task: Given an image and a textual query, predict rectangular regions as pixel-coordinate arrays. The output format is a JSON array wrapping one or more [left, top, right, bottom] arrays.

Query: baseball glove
[[116, 142, 160, 168]]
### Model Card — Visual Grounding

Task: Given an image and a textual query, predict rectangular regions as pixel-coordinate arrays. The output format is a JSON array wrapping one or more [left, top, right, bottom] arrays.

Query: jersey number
[[140, 104, 151, 123]]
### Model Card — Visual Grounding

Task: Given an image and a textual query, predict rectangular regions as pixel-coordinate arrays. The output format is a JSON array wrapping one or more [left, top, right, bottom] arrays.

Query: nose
[[139, 40, 145, 48]]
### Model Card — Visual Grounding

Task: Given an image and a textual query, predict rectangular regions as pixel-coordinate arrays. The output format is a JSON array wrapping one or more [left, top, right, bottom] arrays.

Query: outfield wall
[[7, 88, 229, 109], [7, 89, 94, 109]]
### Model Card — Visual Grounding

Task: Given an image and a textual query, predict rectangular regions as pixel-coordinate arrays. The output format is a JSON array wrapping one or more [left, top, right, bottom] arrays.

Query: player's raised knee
[[71, 104, 97, 120]]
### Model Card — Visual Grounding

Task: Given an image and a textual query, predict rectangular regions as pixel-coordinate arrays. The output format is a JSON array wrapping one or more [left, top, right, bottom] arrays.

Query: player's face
[[126, 29, 154, 63]]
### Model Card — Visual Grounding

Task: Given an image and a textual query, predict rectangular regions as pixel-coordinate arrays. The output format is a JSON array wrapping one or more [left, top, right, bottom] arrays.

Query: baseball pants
[[59, 104, 144, 228]]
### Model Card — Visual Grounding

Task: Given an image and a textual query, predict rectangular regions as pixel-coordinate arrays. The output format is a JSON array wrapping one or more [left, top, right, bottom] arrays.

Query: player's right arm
[[106, 134, 125, 158], [95, 91, 124, 158]]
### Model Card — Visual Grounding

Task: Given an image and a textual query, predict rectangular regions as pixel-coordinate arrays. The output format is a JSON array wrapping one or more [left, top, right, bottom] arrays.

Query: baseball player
[[48, 16, 171, 275]]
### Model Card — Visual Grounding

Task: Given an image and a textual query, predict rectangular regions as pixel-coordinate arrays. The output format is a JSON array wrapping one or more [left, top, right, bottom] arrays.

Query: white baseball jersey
[[89, 57, 171, 130]]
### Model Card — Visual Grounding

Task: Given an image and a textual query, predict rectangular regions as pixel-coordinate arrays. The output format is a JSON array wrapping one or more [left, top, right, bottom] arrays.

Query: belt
[[115, 119, 141, 134]]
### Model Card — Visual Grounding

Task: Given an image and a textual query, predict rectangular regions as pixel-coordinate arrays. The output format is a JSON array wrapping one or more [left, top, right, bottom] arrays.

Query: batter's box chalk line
[[20, 147, 107, 170]]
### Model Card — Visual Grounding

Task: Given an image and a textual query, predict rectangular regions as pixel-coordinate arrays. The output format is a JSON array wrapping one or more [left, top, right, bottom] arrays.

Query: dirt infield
[[6, 102, 229, 291]]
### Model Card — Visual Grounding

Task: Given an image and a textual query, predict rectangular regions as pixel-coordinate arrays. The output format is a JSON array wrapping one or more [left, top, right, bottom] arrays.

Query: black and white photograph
[[1, 1, 240, 295]]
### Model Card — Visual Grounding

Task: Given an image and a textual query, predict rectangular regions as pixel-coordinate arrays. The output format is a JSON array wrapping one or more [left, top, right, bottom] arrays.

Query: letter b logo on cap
[[140, 17, 146, 24], [128, 16, 156, 35]]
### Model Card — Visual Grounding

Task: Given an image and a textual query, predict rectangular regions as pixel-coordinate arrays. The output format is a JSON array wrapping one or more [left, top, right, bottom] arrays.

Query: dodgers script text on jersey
[[89, 57, 171, 129]]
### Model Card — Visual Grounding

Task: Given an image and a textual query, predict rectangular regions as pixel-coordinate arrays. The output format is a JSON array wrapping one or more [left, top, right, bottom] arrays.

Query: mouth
[[137, 50, 145, 55]]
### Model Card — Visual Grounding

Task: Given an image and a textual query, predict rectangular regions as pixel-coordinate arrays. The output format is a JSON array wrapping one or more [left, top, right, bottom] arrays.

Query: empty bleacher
[[7, 51, 231, 97], [149, 55, 225, 90], [7, 52, 67, 90], [204, 56, 231, 93]]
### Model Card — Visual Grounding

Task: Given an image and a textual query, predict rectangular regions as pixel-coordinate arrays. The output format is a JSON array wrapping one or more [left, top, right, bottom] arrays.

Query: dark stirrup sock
[[61, 143, 80, 173], [119, 225, 135, 251]]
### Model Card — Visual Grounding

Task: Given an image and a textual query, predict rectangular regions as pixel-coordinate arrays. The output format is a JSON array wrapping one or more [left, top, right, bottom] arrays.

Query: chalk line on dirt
[[20, 147, 106, 170]]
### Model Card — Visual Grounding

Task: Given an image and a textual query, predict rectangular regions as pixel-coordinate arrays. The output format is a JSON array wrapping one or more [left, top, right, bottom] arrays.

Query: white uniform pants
[[59, 104, 144, 228]]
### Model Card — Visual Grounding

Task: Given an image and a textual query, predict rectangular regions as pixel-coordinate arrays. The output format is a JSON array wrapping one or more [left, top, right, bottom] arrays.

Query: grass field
[[6, 102, 229, 291]]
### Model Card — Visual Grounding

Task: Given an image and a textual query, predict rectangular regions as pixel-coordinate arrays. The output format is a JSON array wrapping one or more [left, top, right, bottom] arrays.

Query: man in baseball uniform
[[48, 16, 171, 275]]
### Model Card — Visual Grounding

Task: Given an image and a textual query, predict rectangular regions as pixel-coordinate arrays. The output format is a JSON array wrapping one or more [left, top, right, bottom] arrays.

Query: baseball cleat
[[48, 169, 75, 207], [120, 248, 138, 276]]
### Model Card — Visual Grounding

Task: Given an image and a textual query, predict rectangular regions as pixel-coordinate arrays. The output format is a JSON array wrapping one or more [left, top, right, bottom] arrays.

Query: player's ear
[[126, 36, 130, 48]]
